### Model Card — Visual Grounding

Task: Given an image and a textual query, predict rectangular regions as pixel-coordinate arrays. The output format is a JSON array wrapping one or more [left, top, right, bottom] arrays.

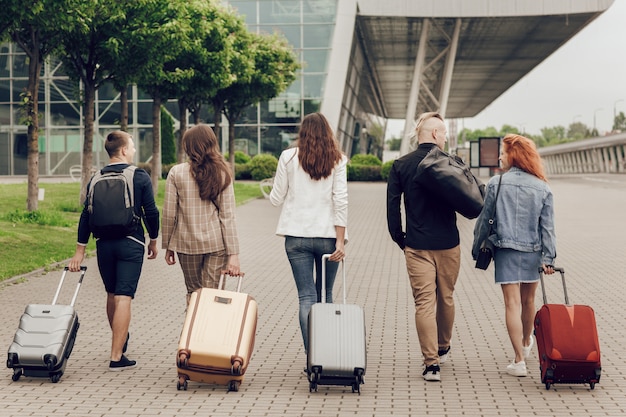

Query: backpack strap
[[121, 165, 137, 208]]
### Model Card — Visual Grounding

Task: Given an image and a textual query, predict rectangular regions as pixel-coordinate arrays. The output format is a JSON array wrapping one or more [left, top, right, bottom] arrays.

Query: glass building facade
[[0, 0, 383, 176]]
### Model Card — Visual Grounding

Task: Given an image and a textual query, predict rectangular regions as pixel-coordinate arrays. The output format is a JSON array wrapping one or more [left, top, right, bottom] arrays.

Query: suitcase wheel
[[589, 382, 595, 390], [177, 376, 188, 391], [11, 369, 22, 382], [177, 352, 189, 369], [231, 360, 243, 376], [50, 372, 62, 383], [44, 354, 58, 371], [309, 381, 318, 393], [228, 380, 240, 392], [7, 352, 18, 368]]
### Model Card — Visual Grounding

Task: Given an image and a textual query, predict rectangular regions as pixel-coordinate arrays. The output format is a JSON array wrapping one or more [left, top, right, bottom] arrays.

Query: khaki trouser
[[178, 250, 228, 297], [404, 245, 461, 367]]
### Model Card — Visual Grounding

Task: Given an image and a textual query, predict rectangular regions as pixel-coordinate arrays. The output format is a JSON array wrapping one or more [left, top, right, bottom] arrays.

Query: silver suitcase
[[307, 255, 366, 394], [6, 266, 85, 383]]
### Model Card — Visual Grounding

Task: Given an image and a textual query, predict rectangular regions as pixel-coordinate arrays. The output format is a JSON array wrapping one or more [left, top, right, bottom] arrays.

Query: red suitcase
[[533, 267, 601, 390]]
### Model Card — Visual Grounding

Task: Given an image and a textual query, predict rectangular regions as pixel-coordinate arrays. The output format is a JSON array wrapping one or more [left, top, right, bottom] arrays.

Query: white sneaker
[[522, 335, 534, 359], [422, 364, 441, 381], [438, 346, 451, 365], [506, 361, 527, 377]]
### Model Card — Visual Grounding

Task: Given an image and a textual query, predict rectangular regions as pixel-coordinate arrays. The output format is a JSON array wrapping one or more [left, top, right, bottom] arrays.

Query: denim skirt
[[493, 248, 541, 284]]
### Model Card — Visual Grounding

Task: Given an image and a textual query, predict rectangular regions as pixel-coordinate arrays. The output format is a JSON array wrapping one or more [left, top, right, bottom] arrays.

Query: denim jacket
[[472, 167, 556, 265]]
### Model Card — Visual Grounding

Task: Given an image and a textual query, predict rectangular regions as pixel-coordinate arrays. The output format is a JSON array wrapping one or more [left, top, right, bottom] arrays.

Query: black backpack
[[87, 165, 140, 239]]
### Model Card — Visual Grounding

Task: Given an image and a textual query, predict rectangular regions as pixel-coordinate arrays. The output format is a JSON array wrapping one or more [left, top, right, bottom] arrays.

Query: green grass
[[0, 180, 263, 282]]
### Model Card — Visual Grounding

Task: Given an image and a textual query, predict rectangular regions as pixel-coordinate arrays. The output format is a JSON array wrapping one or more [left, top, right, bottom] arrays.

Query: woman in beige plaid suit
[[162, 124, 241, 303]]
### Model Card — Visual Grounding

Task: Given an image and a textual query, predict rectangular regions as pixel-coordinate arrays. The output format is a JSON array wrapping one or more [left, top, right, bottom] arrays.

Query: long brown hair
[[297, 112, 342, 180], [502, 134, 547, 182], [182, 124, 232, 201]]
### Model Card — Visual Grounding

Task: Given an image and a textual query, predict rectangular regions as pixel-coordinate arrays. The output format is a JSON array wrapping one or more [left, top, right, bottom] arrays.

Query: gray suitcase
[[307, 255, 366, 394], [6, 266, 85, 383]]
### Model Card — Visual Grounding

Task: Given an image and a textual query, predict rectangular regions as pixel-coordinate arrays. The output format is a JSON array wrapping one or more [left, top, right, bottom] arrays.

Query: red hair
[[502, 134, 547, 182]]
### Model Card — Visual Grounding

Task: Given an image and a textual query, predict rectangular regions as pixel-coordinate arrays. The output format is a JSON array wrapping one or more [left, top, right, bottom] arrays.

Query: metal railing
[[539, 133, 626, 175]]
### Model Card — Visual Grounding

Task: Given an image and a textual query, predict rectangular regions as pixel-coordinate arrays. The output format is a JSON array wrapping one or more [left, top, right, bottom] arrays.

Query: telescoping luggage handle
[[321, 254, 346, 304], [218, 272, 245, 293], [538, 267, 568, 305], [52, 266, 87, 307]]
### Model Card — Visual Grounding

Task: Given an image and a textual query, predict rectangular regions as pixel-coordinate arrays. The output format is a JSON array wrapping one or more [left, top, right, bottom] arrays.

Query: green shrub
[[347, 164, 382, 181], [225, 151, 251, 164], [350, 154, 382, 166], [162, 163, 176, 179], [161, 106, 177, 165], [137, 162, 151, 175], [381, 160, 394, 180], [235, 163, 252, 180], [249, 153, 278, 180]]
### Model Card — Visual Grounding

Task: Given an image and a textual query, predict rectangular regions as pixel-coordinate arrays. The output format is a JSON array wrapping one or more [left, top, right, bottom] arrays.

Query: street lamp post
[[593, 108, 604, 133], [614, 99, 624, 119]]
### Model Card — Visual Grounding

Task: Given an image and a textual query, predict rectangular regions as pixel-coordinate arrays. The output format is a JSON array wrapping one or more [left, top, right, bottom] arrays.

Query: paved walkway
[[1, 175, 625, 417]]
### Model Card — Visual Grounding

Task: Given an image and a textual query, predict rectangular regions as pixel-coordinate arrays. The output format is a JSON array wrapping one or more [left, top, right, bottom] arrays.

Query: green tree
[[0, 0, 73, 210], [220, 32, 300, 171], [174, 1, 245, 162], [56, 0, 135, 203], [105, 0, 186, 133], [568, 121, 588, 141], [161, 106, 176, 165], [387, 137, 402, 151], [613, 111, 626, 132], [134, 2, 194, 193], [540, 126, 567, 145]]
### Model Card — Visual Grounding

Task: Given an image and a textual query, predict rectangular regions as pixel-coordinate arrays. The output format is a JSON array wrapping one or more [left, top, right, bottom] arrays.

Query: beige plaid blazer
[[162, 163, 239, 255]]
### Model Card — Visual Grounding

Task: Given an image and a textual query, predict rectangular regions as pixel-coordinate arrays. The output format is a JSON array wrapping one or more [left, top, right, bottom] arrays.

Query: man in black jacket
[[69, 131, 160, 370], [386, 112, 460, 382]]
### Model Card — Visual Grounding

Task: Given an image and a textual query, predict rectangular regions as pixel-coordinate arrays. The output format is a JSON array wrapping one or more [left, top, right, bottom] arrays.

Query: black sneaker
[[123, 333, 130, 354], [438, 346, 451, 364], [109, 355, 137, 371], [422, 364, 441, 381]]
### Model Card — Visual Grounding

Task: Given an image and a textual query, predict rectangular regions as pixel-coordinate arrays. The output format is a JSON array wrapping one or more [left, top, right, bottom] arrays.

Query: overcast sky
[[387, 0, 626, 137]]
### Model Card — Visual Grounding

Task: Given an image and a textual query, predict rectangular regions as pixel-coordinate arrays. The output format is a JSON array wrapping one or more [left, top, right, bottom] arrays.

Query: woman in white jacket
[[269, 112, 348, 353]]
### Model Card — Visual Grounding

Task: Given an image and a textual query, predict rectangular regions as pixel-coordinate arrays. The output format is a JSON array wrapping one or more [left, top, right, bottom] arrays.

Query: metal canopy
[[355, 11, 605, 121]]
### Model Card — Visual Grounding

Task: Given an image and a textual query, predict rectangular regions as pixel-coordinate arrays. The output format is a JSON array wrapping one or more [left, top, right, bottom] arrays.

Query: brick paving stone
[[1, 175, 625, 417]]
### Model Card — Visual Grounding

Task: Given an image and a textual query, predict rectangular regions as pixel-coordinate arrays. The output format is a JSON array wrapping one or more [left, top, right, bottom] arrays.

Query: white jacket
[[269, 147, 348, 241]]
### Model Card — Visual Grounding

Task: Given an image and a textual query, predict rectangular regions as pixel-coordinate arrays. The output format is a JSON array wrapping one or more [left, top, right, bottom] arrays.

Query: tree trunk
[[151, 97, 162, 194], [212, 99, 223, 150], [120, 85, 129, 131], [80, 84, 96, 205], [177, 97, 187, 163], [25, 45, 43, 211], [227, 115, 237, 177]]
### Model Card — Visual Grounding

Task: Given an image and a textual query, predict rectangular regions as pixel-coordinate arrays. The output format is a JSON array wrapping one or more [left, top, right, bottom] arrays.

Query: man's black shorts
[[96, 237, 145, 298]]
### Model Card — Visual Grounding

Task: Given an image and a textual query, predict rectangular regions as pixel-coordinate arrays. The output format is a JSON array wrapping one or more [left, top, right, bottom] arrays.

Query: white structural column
[[438, 18, 461, 118], [399, 19, 430, 156], [320, 0, 357, 135]]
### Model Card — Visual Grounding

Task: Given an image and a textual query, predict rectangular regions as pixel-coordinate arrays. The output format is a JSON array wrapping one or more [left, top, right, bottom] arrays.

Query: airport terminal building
[[0, 0, 613, 176]]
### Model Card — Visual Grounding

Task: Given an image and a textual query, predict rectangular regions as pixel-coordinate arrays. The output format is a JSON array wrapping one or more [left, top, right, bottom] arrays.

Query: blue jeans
[[285, 236, 339, 352]]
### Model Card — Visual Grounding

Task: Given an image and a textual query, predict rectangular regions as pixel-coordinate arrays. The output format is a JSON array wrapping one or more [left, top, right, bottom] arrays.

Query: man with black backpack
[[68, 130, 159, 371]]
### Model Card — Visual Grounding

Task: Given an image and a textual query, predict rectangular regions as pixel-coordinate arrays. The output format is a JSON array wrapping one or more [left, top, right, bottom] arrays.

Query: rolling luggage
[[307, 255, 367, 394], [176, 273, 257, 392], [6, 266, 86, 383], [534, 267, 601, 390]]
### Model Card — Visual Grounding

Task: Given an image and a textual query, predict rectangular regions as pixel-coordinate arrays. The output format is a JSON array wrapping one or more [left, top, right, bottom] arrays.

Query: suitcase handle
[[52, 266, 87, 307], [321, 254, 346, 304], [218, 272, 244, 292], [538, 266, 568, 305]]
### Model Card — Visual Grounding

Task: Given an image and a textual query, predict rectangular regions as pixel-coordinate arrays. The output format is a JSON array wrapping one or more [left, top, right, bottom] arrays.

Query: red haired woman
[[472, 134, 557, 377]]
